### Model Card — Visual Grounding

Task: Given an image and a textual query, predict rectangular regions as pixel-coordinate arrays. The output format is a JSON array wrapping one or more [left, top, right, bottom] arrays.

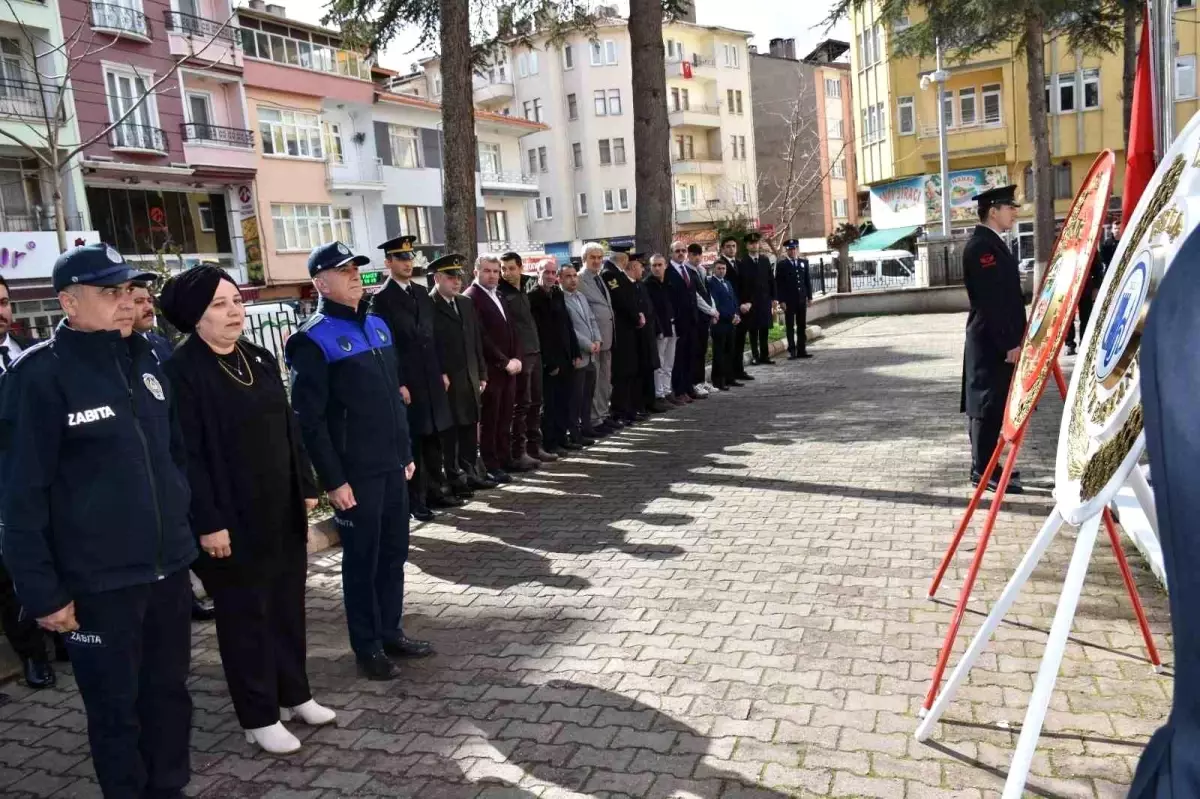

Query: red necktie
[[681, 266, 690, 287]]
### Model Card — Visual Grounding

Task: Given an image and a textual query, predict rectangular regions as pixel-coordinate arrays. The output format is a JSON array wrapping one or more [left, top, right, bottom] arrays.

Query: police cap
[[52, 243, 157, 293], [628, 252, 646, 264], [308, 241, 370, 277], [378, 235, 417, 260], [973, 184, 1021, 212], [428, 253, 467, 278], [609, 243, 634, 254], [745, 231, 762, 243], [784, 239, 800, 249], [569, 256, 583, 267]]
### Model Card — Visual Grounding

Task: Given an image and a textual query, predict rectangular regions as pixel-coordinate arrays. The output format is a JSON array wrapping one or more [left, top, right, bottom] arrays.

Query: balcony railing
[[480, 239, 544, 253], [163, 10, 240, 45], [326, 157, 384, 185], [480, 170, 537, 186], [670, 104, 720, 115], [665, 54, 716, 68], [918, 113, 1004, 138], [92, 3, 151, 38], [181, 122, 253, 148], [109, 123, 167, 152], [0, 77, 61, 120], [1, 213, 84, 233]]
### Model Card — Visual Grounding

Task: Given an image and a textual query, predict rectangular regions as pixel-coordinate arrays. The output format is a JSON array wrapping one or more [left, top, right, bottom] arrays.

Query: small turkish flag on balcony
[[682, 61, 693, 79]]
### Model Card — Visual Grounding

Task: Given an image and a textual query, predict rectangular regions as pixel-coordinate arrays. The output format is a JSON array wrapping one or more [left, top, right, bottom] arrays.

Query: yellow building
[[847, 3, 1188, 260]]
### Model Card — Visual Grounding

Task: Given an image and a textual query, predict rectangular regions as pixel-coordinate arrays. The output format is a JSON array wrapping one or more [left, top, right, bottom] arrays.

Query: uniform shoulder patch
[[607, 279, 619, 289], [297, 312, 326, 334], [980, 253, 997, 268], [6, 339, 55, 373]]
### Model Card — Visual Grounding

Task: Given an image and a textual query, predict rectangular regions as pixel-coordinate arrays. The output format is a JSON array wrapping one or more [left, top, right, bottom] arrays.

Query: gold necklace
[[217, 343, 254, 387]]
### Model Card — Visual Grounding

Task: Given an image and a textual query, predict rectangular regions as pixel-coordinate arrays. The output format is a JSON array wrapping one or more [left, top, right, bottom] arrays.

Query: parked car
[[849, 249, 917, 287], [1018, 258, 1034, 298]]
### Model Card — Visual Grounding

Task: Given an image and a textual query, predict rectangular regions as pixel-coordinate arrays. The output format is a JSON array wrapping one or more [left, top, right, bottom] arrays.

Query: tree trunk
[[1122, 0, 1139, 150], [1025, 13, 1054, 292], [438, 0, 478, 268], [836, 245, 851, 294], [628, 0, 672, 256]]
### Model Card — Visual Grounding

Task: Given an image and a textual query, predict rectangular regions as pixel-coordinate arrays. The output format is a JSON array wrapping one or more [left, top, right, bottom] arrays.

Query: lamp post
[[918, 38, 953, 286]]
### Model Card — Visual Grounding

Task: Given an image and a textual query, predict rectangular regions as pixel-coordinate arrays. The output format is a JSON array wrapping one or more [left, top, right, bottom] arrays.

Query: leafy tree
[[824, 0, 1127, 290], [325, 0, 690, 264]]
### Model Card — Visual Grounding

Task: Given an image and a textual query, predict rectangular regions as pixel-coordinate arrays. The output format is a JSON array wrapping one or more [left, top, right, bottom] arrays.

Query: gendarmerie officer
[[739, 231, 777, 366], [285, 242, 432, 680], [961, 185, 1026, 493], [601, 246, 644, 423], [775, 239, 814, 359], [0, 243, 196, 798], [371, 235, 461, 522]]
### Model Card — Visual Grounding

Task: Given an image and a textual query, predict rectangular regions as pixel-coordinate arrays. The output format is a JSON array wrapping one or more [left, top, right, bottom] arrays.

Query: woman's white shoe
[[243, 722, 302, 754], [280, 699, 337, 726]]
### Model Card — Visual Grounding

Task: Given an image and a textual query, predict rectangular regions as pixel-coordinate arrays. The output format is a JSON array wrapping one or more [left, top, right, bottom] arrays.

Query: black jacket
[[738, 254, 776, 329], [961, 224, 1026, 417], [601, 262, 642, 378], [775, 257, 813, 305], [665, 262, 699, 332], [528, 284, 579, 373], [145, 331, 174, 364], [430, 289, 487, 426], [370, 279, 452, 437], [644, 274, 676, 337], [285, 298, 412, 490], [0, 323, 196, 618], [497, 276, 541, 356]]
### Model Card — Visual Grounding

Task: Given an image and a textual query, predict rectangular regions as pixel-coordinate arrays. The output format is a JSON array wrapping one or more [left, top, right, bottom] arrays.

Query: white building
[[408, 12, 759, 260]]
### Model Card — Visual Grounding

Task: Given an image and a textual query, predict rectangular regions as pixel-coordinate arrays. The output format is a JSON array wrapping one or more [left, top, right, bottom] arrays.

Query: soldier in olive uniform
[[961, 185, 1026, 493]]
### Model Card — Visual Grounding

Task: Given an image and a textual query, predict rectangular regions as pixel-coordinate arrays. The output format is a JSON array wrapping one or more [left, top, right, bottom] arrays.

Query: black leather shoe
[[21, 655, 55, 690], [411, 507, 435, 522], [728, 380, 744, 387], [532, 448, 559, 462], [488, 469, 512, 483], [356, 651, 397, 681], [466, 474, 498, 490], [383, 634, 435, 659], [428, 491, 466, 509], [798, 352, 813, 359], [736, 373, 755, 381], [506, 454, 540, 472], [191, 594, 216, 622], [562, 440, 583, 451], [758, 359, 776, 365], [788, 353, 801, 360], [449, 478, 475, 498]]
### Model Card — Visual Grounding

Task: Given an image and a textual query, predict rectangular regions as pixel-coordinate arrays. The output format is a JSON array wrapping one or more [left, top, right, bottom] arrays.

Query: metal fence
[[805, 263, 917, 297], [925, 242, 965, 287]]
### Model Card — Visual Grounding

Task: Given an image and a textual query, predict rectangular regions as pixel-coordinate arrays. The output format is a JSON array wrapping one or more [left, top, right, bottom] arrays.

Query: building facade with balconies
[[416, 12, 757, 260]]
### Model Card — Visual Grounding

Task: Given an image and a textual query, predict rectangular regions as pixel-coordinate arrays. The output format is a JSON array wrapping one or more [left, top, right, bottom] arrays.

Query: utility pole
[[1160, 0, 1175, 151], [934, 39, 952, 238]]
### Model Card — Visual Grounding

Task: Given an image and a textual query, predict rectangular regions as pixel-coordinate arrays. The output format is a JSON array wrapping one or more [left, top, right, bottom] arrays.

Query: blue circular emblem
[[1095, 257, 1150, 383], [337, 336, 353, 353]]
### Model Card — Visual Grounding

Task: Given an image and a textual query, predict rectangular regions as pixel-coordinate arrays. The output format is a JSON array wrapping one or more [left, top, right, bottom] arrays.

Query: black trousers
[[512, 352, 543, 458], [68, 569, 192, 799], [541, 366, 571, 449], [569, 363, 594, 438], [480, 371, 516, 470], [968, 410, 1005, 476], [1064, 290, 1096, 349], [748, 326, 770, 362], [710, 323, 735, 388], [443, 423, 478, 477], [671, 328, 695, 396], [409, 433, 447, 511], [334, 470, 409, 658], [733, 325, 750, 375], [0, 557, 50, 660], [210, 551, 310, 730], [784, 303, 808, 355], [693, 324, 709, 384]]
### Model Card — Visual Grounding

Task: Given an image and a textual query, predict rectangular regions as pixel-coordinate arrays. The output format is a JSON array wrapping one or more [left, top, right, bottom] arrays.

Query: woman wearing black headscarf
[[160, 266, 334, 755]]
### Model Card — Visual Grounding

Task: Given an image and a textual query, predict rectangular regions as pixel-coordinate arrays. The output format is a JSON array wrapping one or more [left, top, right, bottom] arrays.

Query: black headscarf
[[159, 265, 238, 334]]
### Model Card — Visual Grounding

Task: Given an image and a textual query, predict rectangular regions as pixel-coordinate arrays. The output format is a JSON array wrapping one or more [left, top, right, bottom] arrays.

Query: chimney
[[784, 38, 796, 60], [748, 44, 757, 55], [247, 0, 265, 10], [768, 38, 785, 58], [265, 3, 285, 16]]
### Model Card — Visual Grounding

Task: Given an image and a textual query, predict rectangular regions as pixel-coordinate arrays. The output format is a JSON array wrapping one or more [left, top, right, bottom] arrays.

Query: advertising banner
[[0, 231, 100, 281], [870, 167, 1010, 229]]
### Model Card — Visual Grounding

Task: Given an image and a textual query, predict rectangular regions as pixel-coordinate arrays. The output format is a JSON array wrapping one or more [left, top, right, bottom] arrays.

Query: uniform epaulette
[[6, 338, 55, 372], [297, 312, 326, 334]]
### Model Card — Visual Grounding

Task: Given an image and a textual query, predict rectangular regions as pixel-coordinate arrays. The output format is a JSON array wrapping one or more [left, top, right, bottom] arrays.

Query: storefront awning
[[850, 225, 920, 252]]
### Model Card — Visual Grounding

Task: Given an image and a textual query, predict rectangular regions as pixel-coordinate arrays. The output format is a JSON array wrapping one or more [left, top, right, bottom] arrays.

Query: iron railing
[[325, 157, 384, 185], [162, 10, 240, 44], [1, 213, 84, 233], [479, 170, 537, 186], [669, 104, 720, 115], [0, 77, 60, 120], [109, 123, 167, 152], [181, 122, 253, 148], [925, 243, 965, 287], [91, 3, 150, 37]]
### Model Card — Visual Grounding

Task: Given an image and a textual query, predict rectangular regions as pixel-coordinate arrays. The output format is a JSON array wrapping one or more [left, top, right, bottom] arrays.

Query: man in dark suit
[[717, 236, 753, 382], [774, 239, 814, 359], [601, 246, 644, 423], [372, 236, 462, 522], [628, 253, 661, 413], [528, 260, 580, 455], [740, 231, 776, 366], [666, 240, 701, 402], [429, 254, 495, 493], [706, 259, 742, 391], [464, 254, 522, 483], [498, 252, 548, 470]]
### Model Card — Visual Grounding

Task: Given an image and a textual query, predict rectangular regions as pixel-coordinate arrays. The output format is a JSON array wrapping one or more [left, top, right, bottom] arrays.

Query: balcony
[[671, 156, 724, 176], [91, 3, 151, 42], [326, 157, 385, 191], [182, 123, 257, 172], [163, 10, 243, 66], [109, 123, 167, 154], [163, 10, 239, 44], [665, 55, 717, 81], [474, 80, 514, 105], [675, 200, 734, 225], [479, 170, 540, 196], [0, 78, 62, 121], [918, 116, 1007, 159], [668, 104, 721, 129], [479, 239, 544, 254], [1, 213, 84, 233], [181, 122, 253, 148]]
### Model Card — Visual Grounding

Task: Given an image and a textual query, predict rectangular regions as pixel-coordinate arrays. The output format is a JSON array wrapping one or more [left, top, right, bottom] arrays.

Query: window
[[680, 88, 690, 110], [259, 108, 323, 159], [533, 99, 543, 123], [941, 89, 954, 128], [607, 89, 622, 115], [604, 40, 617, 64], [105, 68, 161, 150], [831, 159, 846, 179], [867, 104, 877, 141], [523, 100, 534, 120], [518, 53, 528, 77], [982, 84, 1001, 123], [433, 75, 442, 95], [613, 137, 625, 164], [238, 24, 371, 80], [726, 89, 743, 114], [676, 134, 695, 160], [590, 40, 603, 66], [271, 203, 340, 251], [534, 198, 544, 219], [897, 96, 914, 135], [186, 92, 213, 136], [479, 141, 501, 175], [872, 25, 881, 65], [1180, 0, 1196, 7], [1057, 72, 1077, 113], [572, 141, 583, 168], [568, 93, 579, 120], [324, 122, 345, 164], [875, 102, 885, 138], [537, 146, 547, 172], [1083, 68, 1100, 109], [545, 196, 553, 218], [333, 207, 354, 247], [396, 206, 431, 242], [894, 15, 911, 31], [618, 188, 629, 211], [833, 198, 849, 218], [388, 124, 420, 168], [598, 139, 611, 165], [959, 88, 976, 126], [485, 210, 508, 241], [603, 189, 615, 212], [563, 44, 574, 70], [723, 43, 740, 68], [733, 183, 748, 205], [672, 87, 691, 111], [1178, 56, 1197, 100], [738, 135, 746, 159], [825, 78, 841, 99], [666, 39, 683, 60], [594, 90, 607, 116], [198, 202, 215, 232], [828, 118, 845, 139], [527, 148, 537, 173], [675, 183, 698, 208], [528, 51, 539, 75], [1054, 162, 1072, 199], [577, 192, 588, 216]]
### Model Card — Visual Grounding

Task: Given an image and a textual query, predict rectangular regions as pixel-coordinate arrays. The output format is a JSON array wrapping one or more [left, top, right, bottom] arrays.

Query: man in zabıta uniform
[[960, 184, 1026, 494]]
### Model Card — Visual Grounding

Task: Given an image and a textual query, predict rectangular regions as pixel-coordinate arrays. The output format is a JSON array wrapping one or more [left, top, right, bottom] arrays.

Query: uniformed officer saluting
[[285, 242, 432, 681], [0, 243, 197, 798], [961, 184, 1027, 493]]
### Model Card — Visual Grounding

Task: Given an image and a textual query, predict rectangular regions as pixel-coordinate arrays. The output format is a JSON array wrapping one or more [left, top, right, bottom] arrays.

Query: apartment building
[[750, 37, 857, 242], [1, 0, 94, 334], [413, 9, 758, 260], [848, 2, 1151, 259]]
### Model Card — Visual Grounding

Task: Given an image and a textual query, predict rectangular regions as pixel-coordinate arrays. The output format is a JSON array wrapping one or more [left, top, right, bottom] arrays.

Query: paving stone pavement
[[0, 313, 1173, 799]]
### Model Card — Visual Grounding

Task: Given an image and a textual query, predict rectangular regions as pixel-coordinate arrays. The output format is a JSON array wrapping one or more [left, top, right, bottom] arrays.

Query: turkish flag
[[1121, 1, 1155, 234], [682, 61, 693, 79]]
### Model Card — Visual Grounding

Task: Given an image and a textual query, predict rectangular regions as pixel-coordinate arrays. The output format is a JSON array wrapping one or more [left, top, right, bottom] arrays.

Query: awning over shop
[[849, 225, 920, 252]]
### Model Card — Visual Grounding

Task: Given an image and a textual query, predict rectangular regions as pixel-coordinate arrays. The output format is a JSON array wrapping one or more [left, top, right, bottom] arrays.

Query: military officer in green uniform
[[961, 184, 1026, 493]]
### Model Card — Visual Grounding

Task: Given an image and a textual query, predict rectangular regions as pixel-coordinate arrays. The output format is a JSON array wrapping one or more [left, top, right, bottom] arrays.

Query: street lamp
[[920, 38, 952, 239]]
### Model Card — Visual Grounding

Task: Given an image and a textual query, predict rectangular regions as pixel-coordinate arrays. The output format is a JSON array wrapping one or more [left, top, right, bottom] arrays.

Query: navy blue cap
[[52, 243, 157, 293], [785, 239, 799, 248], [307, 241, 370, 277], [973, 184, 1021, 209], [610, 243, 634, 254], [745, 231, 762, 243]]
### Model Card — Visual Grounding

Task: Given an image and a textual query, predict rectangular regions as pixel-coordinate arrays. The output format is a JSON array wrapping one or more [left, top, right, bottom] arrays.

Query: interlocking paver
[[0, 314, 1174, 797]]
